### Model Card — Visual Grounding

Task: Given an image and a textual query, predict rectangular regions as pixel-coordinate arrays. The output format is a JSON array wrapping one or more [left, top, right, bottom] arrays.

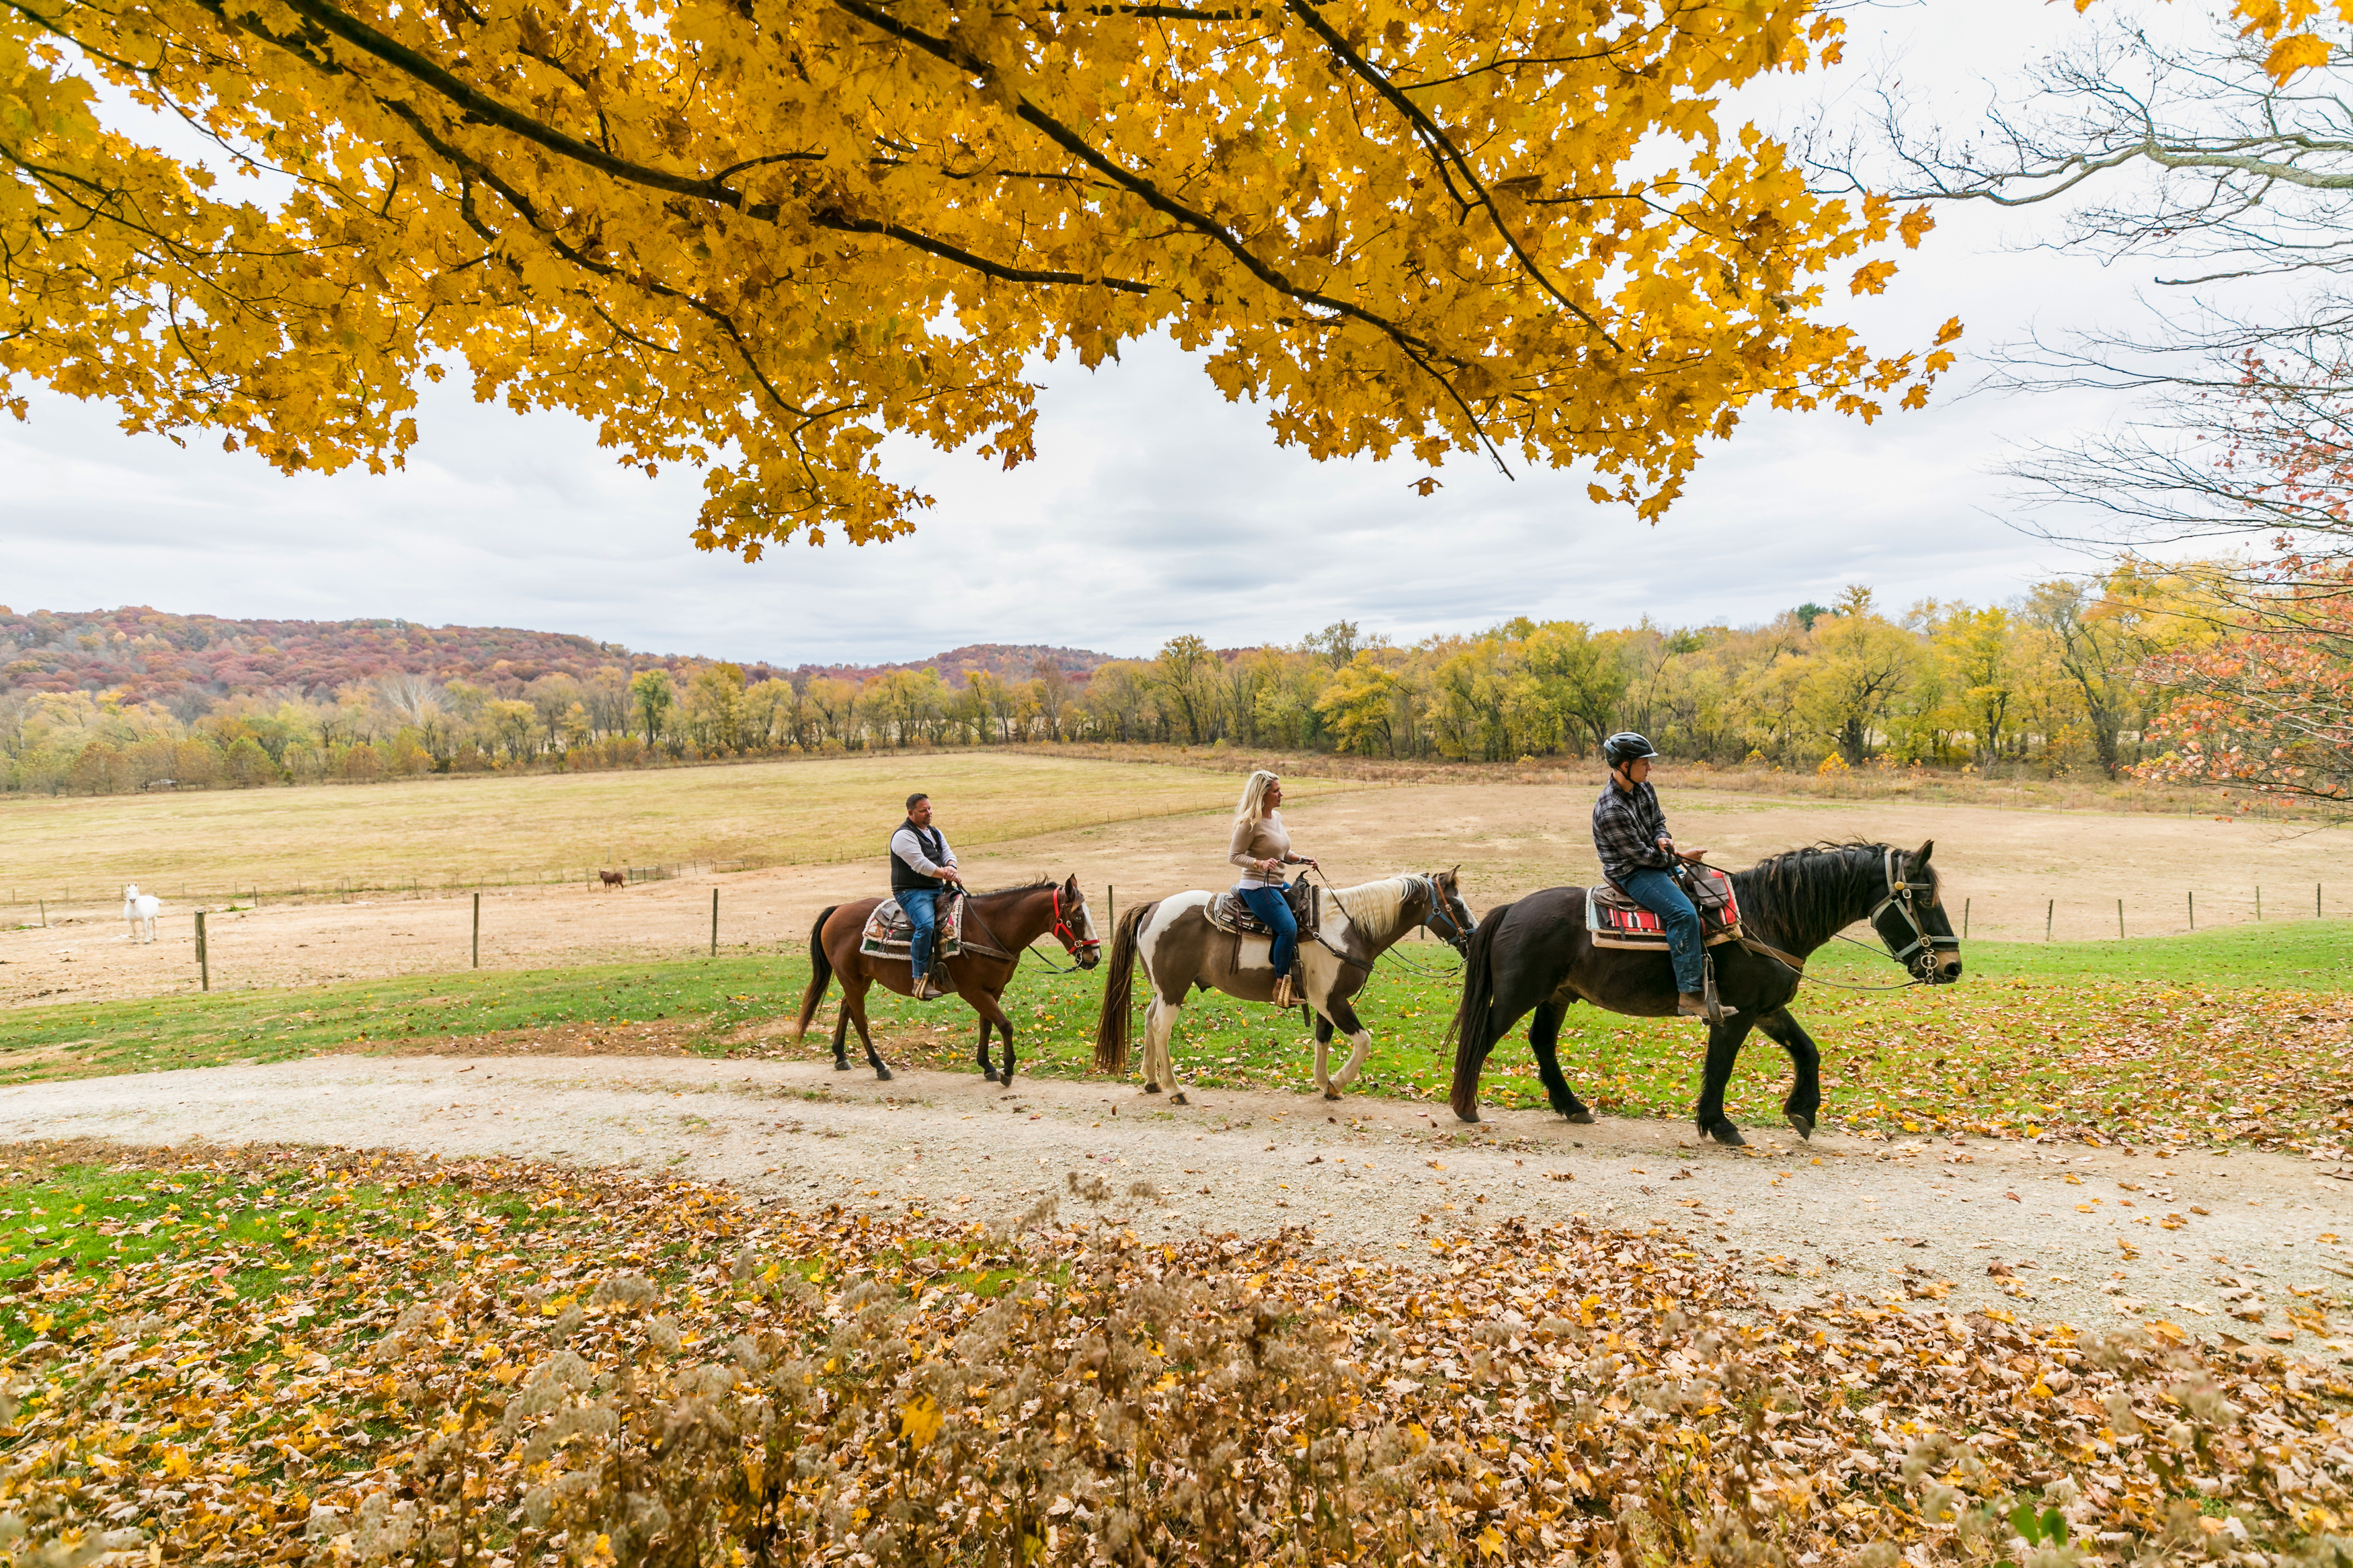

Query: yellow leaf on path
[[900, 1395, 944, 1450], [1476, 1524, 1507, 1559]]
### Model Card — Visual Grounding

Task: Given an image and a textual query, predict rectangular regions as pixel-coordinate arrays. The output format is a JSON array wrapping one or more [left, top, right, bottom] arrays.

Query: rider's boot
[[1676, 992, 1723, 1024], [1271, 974, 1295, 1009]]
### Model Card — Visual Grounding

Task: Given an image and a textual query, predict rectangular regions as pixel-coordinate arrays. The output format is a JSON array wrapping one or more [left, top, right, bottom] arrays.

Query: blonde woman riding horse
[[1228, 770, 1318, 1008]]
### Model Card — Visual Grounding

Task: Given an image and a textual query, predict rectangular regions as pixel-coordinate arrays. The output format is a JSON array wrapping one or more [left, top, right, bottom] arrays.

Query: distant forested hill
[[0, 606, 1113, 708], [793, 644, 1115, 689], [0, 606, 788, 709]]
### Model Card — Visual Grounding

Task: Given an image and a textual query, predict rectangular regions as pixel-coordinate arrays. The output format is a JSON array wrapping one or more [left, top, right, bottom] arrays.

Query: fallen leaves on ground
[[6, 1139, 2353, 1565]]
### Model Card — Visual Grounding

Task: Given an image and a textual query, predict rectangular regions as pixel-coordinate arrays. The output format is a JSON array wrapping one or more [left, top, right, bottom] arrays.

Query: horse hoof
[[1169, 1091, 1190, 1106], [1786, 1112, 1814, 1141], [832, 1061, 851, 1073], [1708, 1122, 1747, 1147], [1323, 1088, 1343, 1102], [1565, 1110, 1596, 1125], [984, 1069, 1000, 1083], [1455, 1107, 1482, 1125], [1143, 1083, 1162, 1094], [874, 1066, 895, 1082]]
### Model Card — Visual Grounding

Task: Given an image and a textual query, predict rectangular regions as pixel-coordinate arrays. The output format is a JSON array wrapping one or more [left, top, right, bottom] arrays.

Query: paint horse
[[1094, 870, 1473, 1104]]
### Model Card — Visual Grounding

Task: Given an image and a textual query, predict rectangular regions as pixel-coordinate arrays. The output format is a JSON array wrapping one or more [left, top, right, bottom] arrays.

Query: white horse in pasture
[[122, 884, 161, 944]]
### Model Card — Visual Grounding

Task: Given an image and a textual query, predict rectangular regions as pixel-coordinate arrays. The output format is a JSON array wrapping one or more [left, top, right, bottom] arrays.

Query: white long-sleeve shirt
[[890, 825, 957, 879]]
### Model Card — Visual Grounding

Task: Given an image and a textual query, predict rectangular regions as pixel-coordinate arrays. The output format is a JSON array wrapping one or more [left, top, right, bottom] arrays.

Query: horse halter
[[1866, 848, 1957, 978], [1051, 886, 1101, 958]]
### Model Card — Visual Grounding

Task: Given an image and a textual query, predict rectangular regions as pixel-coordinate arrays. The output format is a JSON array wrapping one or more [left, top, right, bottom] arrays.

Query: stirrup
[[1271, 975, 1296, 1009]]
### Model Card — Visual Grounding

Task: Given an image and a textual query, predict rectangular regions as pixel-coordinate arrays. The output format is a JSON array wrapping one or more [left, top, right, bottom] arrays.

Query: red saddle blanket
[[1587, 870, 1741, 952]]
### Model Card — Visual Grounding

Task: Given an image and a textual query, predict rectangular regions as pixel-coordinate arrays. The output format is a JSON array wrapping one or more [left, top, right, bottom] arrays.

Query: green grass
[[0, 1159, 545, 1350], [4, 922, 2347, 1146], [1954, 919, 2350, 987]]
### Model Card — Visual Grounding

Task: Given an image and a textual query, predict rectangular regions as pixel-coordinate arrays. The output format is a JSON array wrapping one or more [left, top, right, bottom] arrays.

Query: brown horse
[[793, 876, 1101, 1083], [598, 870, 625, 889], [1445, 842, 1962, 1145]]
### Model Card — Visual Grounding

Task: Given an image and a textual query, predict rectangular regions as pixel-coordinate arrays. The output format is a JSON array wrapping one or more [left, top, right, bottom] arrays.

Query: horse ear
[[1448, 864, 1461, 884], [1915, 839, 1934, 866]]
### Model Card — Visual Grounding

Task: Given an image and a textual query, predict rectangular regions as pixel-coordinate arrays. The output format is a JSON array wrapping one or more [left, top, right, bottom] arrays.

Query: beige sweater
[[1230, 811, 1296, 889]]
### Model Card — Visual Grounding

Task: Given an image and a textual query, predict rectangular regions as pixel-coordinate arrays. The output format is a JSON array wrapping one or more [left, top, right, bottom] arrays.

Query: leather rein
[[956, 884, 1101, 973], [1306, 870, 1475, 974]]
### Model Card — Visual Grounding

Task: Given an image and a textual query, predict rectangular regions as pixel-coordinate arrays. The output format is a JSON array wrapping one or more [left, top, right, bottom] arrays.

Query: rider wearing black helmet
[[1592, 733, 1718, 1022]]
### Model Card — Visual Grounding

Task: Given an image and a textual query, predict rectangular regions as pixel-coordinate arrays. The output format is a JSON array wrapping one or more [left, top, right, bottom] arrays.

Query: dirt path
[[11, 1055, 2350, 1353], [9, 782, 2349, 1009]]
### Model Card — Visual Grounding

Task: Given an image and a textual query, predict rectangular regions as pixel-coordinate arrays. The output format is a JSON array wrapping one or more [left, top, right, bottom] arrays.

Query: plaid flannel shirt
[[1591, 779, 1674, 887]]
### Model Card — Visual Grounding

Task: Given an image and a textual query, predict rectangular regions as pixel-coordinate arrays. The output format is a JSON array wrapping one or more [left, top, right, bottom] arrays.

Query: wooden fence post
[[2189, 891, 2196, 931], [711, 887, 719, 957], [2117, 899, 2124, 940], [37, 899, 45, 929], [2045, 899, 2054, 942], [196, 911, 209, 993], [2256, 886, 2262, 921], [473, 892, 481, 969], [1962, 898, 1968, 941]]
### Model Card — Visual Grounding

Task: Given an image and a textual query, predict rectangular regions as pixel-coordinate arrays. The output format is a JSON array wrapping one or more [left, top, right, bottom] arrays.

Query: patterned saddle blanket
[[859, 895, 965, 960], [1587, 868, 1741, 952], [1207, 883, 1315, 938]]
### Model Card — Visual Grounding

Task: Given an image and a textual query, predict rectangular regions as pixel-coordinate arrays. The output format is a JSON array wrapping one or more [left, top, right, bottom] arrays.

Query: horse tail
[[793, 907, 839, 1041], [1446, 902, 1512, 1122], [1093, 900, 1156, 1076]]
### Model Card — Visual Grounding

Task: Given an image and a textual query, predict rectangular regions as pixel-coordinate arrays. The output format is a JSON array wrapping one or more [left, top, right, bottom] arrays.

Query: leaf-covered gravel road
[[7, 1055, 2350, 1351]]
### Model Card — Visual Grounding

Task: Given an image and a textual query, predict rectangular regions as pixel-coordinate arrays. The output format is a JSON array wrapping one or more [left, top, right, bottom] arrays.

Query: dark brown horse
[[793, 876, 1101, 1083], [1446, 841, 1961, 1145]]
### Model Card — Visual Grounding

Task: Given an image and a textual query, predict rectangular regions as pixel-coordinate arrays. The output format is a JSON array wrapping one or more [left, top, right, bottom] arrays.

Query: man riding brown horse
[[889, 791, 961, 1001]]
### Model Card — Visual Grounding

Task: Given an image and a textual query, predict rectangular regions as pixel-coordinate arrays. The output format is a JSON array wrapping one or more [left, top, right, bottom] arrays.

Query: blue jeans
[[900, 888, 941, 979], [1238, 885, 1299, 977], [1619, 868, 1704, 995]]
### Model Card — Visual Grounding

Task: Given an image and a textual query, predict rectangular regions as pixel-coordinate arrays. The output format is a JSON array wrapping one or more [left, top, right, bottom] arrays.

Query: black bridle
[[1740, 848, 1960, 992], [1413, 874, 1476, 956], [1865, 848, 1959, 980]]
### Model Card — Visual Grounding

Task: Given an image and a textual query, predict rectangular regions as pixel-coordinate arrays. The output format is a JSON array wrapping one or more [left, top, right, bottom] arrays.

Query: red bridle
[[1051, 886, 1101, 956]]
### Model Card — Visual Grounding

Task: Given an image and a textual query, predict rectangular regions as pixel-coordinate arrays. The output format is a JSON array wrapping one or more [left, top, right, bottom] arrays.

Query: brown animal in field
[[598, 870, 626, 889]]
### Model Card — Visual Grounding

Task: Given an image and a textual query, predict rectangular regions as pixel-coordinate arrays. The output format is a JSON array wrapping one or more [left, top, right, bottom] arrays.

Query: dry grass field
[[4, 748, 2348, 1011], [0, 749, 1357, 905]]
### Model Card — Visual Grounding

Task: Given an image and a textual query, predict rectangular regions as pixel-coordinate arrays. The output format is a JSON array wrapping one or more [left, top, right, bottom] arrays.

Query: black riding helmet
[[1603, 732, 1658, 770]]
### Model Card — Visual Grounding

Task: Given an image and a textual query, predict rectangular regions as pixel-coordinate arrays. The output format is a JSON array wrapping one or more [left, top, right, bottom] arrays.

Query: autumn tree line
[[0, 561, 2248, 796]]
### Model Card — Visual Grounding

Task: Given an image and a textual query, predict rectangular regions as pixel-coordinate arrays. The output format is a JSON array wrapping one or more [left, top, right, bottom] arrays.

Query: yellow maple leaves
[[3, 0, 1953, 550], [2082, 0, 2348, 82]]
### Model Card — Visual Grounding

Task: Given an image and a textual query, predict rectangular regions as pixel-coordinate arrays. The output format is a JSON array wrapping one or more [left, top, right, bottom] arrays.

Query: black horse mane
[[974, 876, 1060, 897], [1729, 841, 1901, 949]]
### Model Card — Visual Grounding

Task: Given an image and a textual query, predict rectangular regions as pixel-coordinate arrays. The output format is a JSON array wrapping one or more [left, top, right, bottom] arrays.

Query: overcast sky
[[2, 1, 2184, 667]]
